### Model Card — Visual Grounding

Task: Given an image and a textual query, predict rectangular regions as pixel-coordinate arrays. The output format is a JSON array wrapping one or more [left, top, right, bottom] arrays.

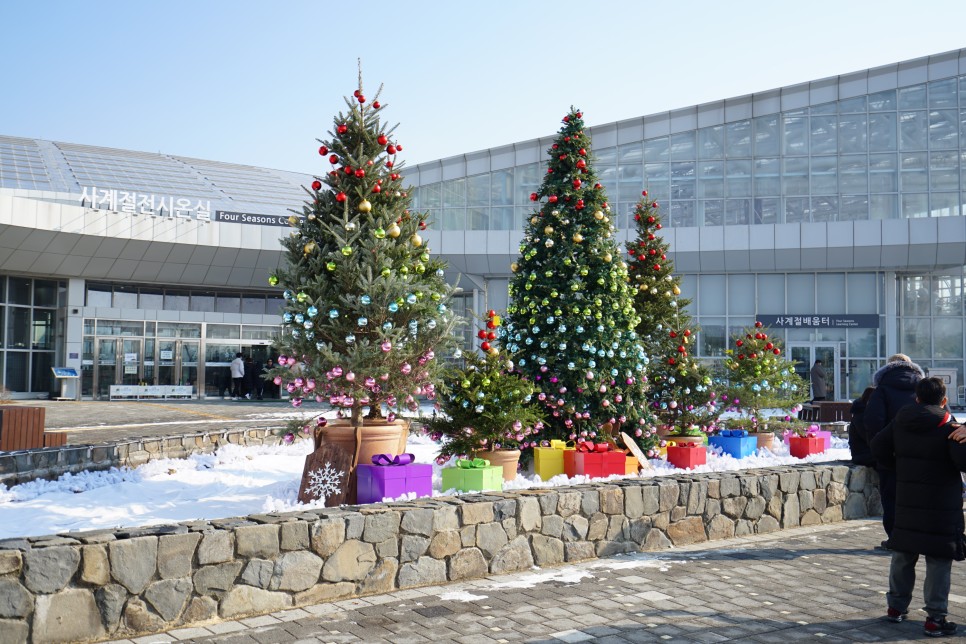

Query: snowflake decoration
[[306, 463, 345, 503]]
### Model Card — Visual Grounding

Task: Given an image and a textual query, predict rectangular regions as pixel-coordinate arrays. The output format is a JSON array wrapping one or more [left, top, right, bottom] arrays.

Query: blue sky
[[3, 1, 965, 174]]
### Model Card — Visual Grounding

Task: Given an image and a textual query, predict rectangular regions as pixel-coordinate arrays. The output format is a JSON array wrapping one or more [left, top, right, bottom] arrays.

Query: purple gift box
[[356, 455, 433, 504]]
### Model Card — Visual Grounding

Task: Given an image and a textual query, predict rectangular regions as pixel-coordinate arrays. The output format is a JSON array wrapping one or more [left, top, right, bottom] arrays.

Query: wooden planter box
[[0, 407, 46, 451]]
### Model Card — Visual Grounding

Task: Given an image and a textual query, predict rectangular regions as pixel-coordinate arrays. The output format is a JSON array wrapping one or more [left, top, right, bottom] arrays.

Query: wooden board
[[621, 432, 653, 470], [297, 443, 353, 506]]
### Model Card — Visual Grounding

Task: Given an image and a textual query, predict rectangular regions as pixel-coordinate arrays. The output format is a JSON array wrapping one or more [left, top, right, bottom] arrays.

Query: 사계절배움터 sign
[[756, 314, 880, 329]]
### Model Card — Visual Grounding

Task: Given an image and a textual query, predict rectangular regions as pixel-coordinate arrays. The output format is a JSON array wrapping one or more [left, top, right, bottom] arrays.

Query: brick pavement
[[104, 519, 966, 643]]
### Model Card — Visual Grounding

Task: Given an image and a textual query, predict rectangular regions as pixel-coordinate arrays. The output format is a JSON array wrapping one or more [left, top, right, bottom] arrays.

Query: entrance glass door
[[157, 340, 200, 392], [96, 339, 116, 398], [789, 343, 839, 401], [121, 339, 141, 385]]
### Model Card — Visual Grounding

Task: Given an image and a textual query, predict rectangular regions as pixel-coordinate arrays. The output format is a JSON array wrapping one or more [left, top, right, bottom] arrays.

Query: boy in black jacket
[[871, 376, 966, 637]]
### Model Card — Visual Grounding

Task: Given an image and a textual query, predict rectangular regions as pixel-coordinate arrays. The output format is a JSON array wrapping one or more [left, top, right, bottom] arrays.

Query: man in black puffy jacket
[[865, 354, 925, 545], [849, 386, 876, 466], [871, 376, 966, 637]]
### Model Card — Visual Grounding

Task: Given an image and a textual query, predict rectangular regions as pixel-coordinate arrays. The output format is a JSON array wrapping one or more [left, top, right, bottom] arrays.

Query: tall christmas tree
[[268, 73, 459, 429], [626, 195, 718, 438], [503, 109, 655, 453]]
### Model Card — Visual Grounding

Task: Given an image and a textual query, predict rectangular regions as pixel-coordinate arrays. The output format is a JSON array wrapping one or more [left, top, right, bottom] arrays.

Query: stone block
[[599, 487, 623, 515], [502, 517, 518, 540], [517, 497, 542, 532], [0, 579, 31, 618], [813, 489, 828, 514], [562, 515, 589, 542], [433, 506, 460, 531], [666, 517, 707, 546], [182, 595, 218, 625], [757, 515, 780, 533], [360, 559, 398, 595], [822, 504, 844, 523], [490, 537, 534, 574], [280, 521, 310, 551], [605, 515, 627, 541], [32, 589, 105, 643], [580, 490, 600, 516], [703, 498, 721, 521], [827, 481, 848, 505], [658, 481, 679, 511], [476, 523, 509, 559], [398, 556, 447, 588], [428, 531, 461, 558], [743, 496, 766, 520], [564, 541, 596, 562], [531, 535, 564, 566], [295, 581, 354, 605], [235, 524, 279, 558], [686, 481, 708, 514], [706, 478, 721, 499], [345, 513, 365, 540], [652, 511, 670, 530], [557, 491, 582, 517], [538, 491, 559, 515], [197, 531, 233, 565], [376, 537, 399, 558], [707, 515, 735, 540], [735, 519, 755, 536], [461, 502, 494, 525], [144, 578, 192, 622], [623, 485, 643, 519], [843, 494, 868, 519], [760, 474, 779, 500], [493, 499, 517, 522], [448, 548, 488, 581], [460, 525, 477, 547], [400, 508, 434, 536], [721, 496, 748, 519], [541, 515, 564, 538], [781, 495, 801, 529], [801, 509, 823, 525], [241, 559, 274, 589], [193, 561, 244, 598], [363, 511, 401, 544], [80, 544, 109, 586], [830, 464, 850, 482], [310, 519, 345, 557], [738, 476, 759, 497], [322, 540, 376, 583], [798, 490, 814, 512], [629, 517, 651, 544], [718, 476, 740, 498], [23, 546, 80, 594], [109, 537, 158, 595], [275, 551, 324, 592], [95, 584, 127, 632], [158, 532, 200, 580], [779, 471, 801, 493], [0, 619, 28, 644], [799, 470, 817, 490], [219, 585, 291, 619], [0, 551, 21, 576], [641, 530, 672, 552], [400, 535, 430, 563]]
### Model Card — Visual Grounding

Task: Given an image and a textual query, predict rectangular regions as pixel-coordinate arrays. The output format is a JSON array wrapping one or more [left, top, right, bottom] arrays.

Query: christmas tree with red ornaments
[[267, 75, 459, 431], [626, 194, 718, 438], [502, 108, 656, 454], [721, 322, 808, 423]]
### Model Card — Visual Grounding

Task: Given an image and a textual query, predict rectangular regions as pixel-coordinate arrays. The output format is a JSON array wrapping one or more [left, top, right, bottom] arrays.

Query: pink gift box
[[356, 463, 433, 504]]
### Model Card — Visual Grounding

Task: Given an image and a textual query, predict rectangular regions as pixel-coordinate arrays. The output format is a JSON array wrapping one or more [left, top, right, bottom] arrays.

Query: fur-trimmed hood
[[872, 360, 925, 388]]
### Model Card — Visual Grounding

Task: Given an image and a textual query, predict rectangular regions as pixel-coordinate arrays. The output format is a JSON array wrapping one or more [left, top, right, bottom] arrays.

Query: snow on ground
[[0, 424, 857, 540]]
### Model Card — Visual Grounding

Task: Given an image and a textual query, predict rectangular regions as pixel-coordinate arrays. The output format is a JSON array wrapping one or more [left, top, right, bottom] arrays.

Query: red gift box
[[666, 443, 707, 470], [789, 435, 825, 458], [571, 443, 626, 478]]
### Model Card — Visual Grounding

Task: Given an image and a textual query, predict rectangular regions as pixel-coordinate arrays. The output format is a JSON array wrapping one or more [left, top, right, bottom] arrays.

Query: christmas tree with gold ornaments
[[626, 195, 718, 440], [267, 73, 460, 433], [502, 108, 658, 455]]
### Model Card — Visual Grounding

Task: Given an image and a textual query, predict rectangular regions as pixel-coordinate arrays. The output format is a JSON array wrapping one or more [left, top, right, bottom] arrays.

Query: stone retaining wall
[[0, 462, 881, 644], [0, 428, 278, 488]]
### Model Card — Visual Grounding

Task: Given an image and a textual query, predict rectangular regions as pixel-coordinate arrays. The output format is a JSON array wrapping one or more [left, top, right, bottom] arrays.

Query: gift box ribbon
[[549, 440, 575, 450], [667, 441, 701, 448], [720, 430, 748, 437], [457, 457, 490, 469], [371, 453, 415, 466], [576, 442, 611, 453]]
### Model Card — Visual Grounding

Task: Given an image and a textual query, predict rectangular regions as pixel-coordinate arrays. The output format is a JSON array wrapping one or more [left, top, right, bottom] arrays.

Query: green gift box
[[441, 458, 503, 492]]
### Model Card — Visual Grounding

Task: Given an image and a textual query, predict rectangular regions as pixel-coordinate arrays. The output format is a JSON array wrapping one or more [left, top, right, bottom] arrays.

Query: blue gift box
[[708, 434, 757, 459]]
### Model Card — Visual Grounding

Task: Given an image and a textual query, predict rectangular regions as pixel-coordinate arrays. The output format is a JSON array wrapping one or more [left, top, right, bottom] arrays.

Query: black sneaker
[[887, 607, 907, 623], [924, 617, 958, 637]]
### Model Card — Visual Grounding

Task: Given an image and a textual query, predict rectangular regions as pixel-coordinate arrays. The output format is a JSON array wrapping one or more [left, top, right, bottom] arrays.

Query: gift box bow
[[548, 439, 576, 450], [720, 430, 748, 437], [457, 457, 490, 469], [576, 442, 611, 453], [667, 441, 701, 448], [371, 453, 415, 466]]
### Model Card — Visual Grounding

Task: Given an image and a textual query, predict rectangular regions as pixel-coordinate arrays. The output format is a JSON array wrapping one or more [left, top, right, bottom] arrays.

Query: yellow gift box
[[625, 455, 639, 475], [534, 441, 575, 481]]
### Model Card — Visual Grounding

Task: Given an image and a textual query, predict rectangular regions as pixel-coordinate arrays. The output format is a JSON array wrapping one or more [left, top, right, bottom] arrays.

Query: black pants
[[877, 466, 897, 539], [231, 377, 244, 398]]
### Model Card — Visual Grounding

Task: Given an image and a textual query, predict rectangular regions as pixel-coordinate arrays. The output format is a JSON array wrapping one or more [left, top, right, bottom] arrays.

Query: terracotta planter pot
[[319, 419, 409, 467], [749, 431, 775, 452], [473, 449, 521, 482], [664, 434, 706, 446]]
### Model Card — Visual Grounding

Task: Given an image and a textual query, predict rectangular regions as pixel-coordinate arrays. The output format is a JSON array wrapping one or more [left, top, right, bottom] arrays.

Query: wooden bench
[[0, 407, 46, 451], [799, 401, 852, 423]]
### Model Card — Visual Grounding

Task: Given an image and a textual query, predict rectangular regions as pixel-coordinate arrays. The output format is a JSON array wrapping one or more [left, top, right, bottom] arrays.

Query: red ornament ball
[[357, 95, 365, 103], [642, 190, 648, 197], [373, 101, 381, 109], [548, 195, 558, 203], [481, 341, 491, 351], [337, 124, 348, 134], [575, 199, 585, 209], [653, 264, 661, 271], [755, 321, 763, 328], [487, 331, 496, 340], [572, 179, 582, 189], [670, 331, 677, 338], [683, 330, 691, 337], [651, 201, 659, 208], [372, 184, 381, 193], [736, 340, 744, 347], [647, 216, 655, 224], [311, 180, 322, 191], [328, 154, 338, 164], [477, 330, 487, 339], [578, 148, 587, 156], [377, 134, 388, 145], [576, 159, 587, 169], [529, 192, 538, 202], [354, 169, 365, 178], [575, 111, 582, 118], [562, 115, 570, 122], [594, 183, 602, 190], [773, 348, 781, 355], [386, 145, 397, 155], [678, 346, 686, 353], [318, 146, 329, 156], [353, 90, 361, 98], [335, 192, 347, 202], [396, 144, 403, 151]]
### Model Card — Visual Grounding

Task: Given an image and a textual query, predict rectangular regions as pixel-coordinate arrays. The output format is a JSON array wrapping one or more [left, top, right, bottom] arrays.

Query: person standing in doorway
[[810, 359, 828, 402], [865, 353, 925, 550], [230, 352, 245, 400]]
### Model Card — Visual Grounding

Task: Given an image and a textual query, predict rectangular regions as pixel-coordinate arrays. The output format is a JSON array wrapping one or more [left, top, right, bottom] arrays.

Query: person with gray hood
[[865, 353, 925, 549]]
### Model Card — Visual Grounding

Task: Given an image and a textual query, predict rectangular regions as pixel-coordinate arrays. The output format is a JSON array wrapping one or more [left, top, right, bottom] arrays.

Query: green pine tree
[[626, 195, 717, 439], [503, 108, 655, 453], [267, 75, 460, 431]]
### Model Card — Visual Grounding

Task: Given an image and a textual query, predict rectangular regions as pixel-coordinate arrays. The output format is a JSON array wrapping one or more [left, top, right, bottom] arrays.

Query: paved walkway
[[102, 519, 965, 644]]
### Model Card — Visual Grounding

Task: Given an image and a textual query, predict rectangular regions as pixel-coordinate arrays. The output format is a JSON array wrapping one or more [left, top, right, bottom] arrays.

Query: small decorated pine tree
[[267, 71, 460, 438], [626, 194, 718, 439], [721, 322, 808, 427], [425, 313, 546, 464]]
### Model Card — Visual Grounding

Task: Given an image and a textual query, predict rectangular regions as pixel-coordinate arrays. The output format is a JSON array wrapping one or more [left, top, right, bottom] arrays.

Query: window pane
[[811, 196, 838, 222], [838, 114, 867, 154], [5, 351, 27, 391], [86, 283, 112, 307], [871, 194, 898, 219], [206, 324, 240, 340], [839, 195, 869, 220], [839, 96, 867, 113], [840, 155, 868, 193], [157, 322, 200, 338], [491, 206, 513, 230], [669, 131, 695, 160], [810, 115, 837, 154], [491, 169, 513, 206], [725, 199, 750, 224], [698, 161, 724, 198], [783, 115, 808, 155], [726, 120, 752, 157], [700, 199, 723, 226], [466, 174, 489, 207], [787, 274, 815, 313], [113, 285, 137, 309], [31, 352, 53, 394], [929, 110, 959, 150], [868, 89, 896, 111], [816, 274, 845, 314], [215, 294, 241, 314], [754, 196, 780, 224], [811, 156, 837, 194], [902, 193, 929, 218], [513, 163, 539, 204], [241, 296, 266, 315], [33, 280, 58, 307], [670, 162, 695, 199], [643, 137, 669, 162], [266, 296, 284, 316], [8, 278, 30, 305], [6, 307, 30, 348], [758, 274, 785, 313], [242, 325, 279, 341], [467, 207, 488, 230], [899, 111, 927, 150], [869, 153, 898, 191], [931, 192, 961, 217], [669, 201, 695, 227], [140, 288, 163, 309], [783, 157, 809, 195], [725, 159, 751, 197], [32, 309, 54, 349], [165, 290, 190, 311], [902, 277, 929, 314], [785, 197, 809, 223], [869, 113, 897, 151], [933, 275, 963, 316], [698, 126, 724, 159], [698, 318, 726, 357], [899, 84, 927, 109], [595, 146, 617, 164], [699, 275, 726, 314], [753, 158, 780, 196], [754, 115, 780, 156], [930, 151, 960, 192], [442, 178, 465, 208], [620, 164, 646, 201], [900, 152, 928, 191], [191, 292, 215, 312], [441, 209, 465, 230], [728, 275, 755, 314], [848, 330, 878, 358], [900, 318, 930, 356]]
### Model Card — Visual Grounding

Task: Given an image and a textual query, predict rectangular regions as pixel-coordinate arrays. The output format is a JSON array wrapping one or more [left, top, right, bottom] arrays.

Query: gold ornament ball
[[387, 223, 401, 238], [544, 226, 554, 235], [573, 233, 584, 243], [530, 216, 539, 225], [511, 262, 519, 272], [488, 347, 499, 356], [410, 233, 423, 247], [594, 211, 604, 220], [303, 242, 316, 255], [358, 199, 372, 213], [288, 215, 299, 226], [673, 285, 681, 295], [603, 252, 612, 263]]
